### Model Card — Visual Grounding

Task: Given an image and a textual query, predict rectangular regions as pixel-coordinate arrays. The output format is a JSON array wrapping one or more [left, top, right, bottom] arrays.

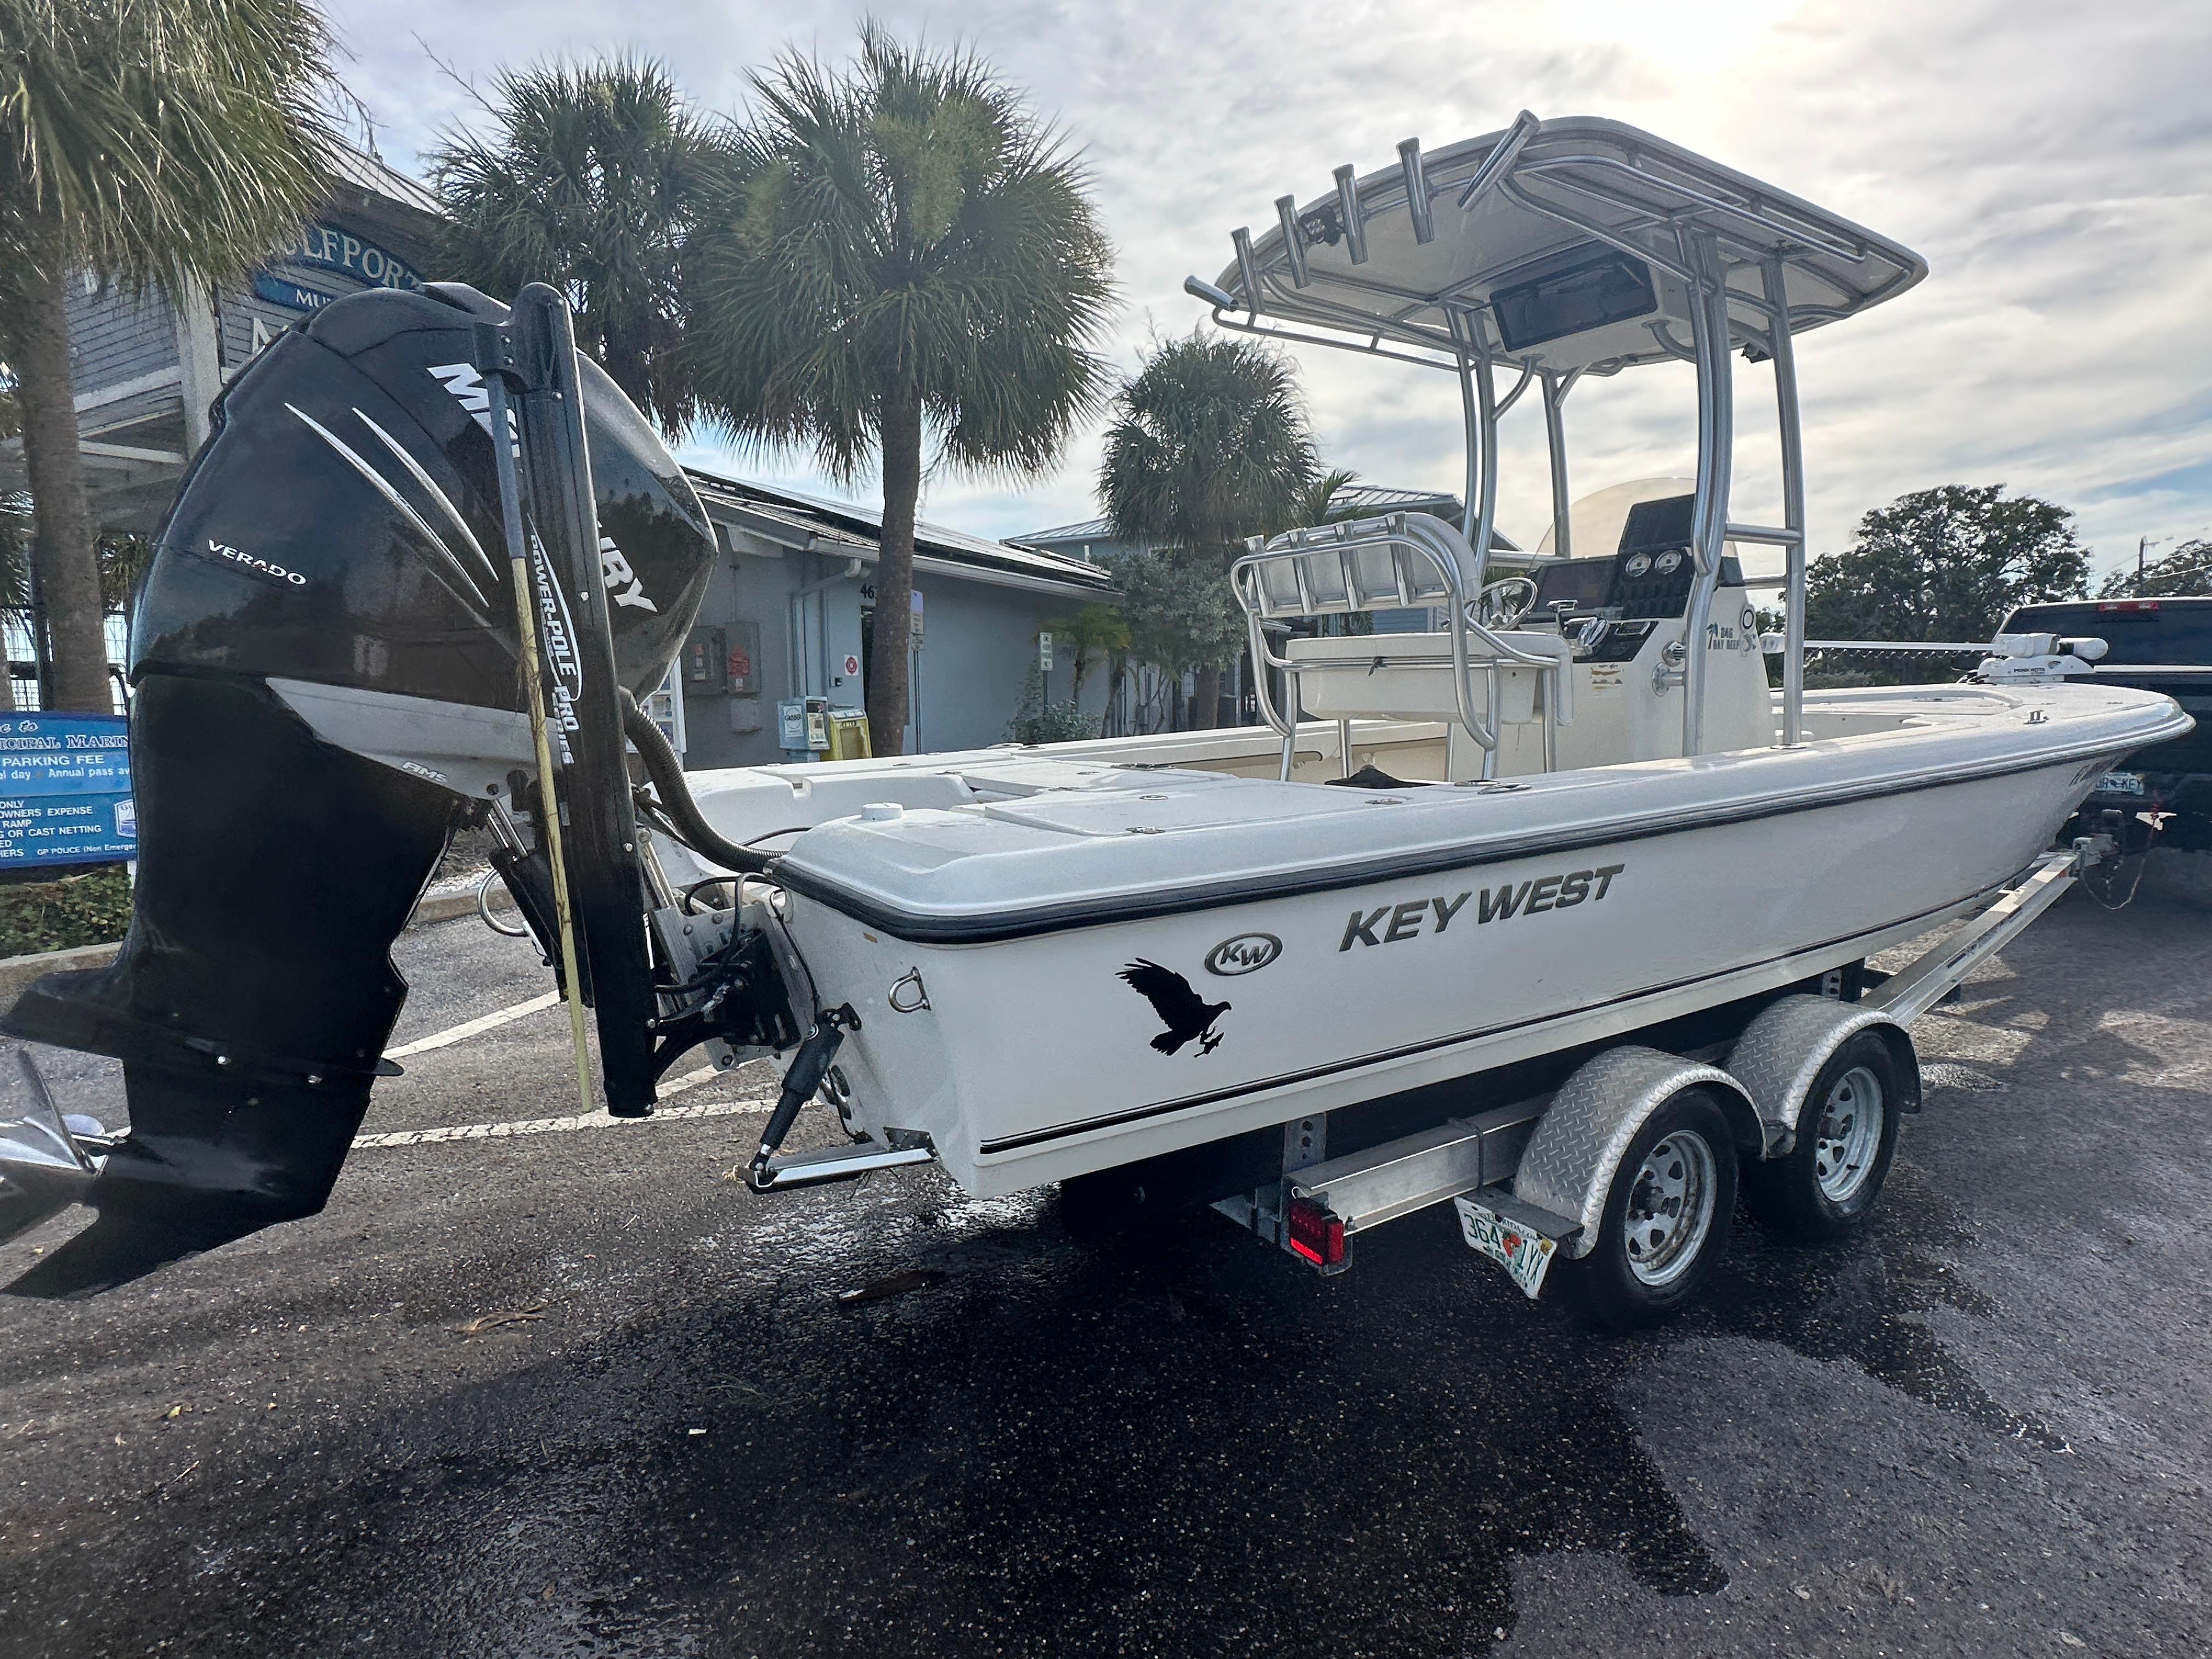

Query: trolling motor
[[0, 283, 806, 1296]]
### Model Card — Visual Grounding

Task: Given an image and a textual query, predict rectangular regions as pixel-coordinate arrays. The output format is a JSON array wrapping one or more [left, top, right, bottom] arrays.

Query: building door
[[789, 586, 830, 699], [857, 600, 921, 752]]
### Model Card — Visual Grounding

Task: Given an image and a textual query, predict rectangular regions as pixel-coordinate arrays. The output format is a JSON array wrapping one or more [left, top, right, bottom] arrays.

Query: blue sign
[[252, 270, 343, 314], [0, 714, 136, 868], [275, 222, 423, 291]]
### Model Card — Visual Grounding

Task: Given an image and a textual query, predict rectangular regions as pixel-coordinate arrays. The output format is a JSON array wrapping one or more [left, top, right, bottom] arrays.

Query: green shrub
[[1006, 663, 1099, 745], [0, 864, 133, 957]]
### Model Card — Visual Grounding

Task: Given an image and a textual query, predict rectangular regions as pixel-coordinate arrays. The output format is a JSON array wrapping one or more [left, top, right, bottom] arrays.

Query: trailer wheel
[[1745, 1032, 1903, 1242], [1567, 1088, 1737, 1332]]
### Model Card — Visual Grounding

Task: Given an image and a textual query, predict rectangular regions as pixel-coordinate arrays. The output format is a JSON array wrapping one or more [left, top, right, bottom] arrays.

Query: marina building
[[0, 144, 1119, 754]]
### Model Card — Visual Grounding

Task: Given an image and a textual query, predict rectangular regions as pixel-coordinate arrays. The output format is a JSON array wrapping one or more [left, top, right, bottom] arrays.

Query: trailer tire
[[1744, 1031, 1903, 1242], [1565, 1088, 1737, 1333]]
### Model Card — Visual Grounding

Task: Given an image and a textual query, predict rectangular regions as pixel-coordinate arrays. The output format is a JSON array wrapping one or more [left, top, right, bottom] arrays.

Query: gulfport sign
[[253, 223, 425, 315], [278, 223, 422, 291]]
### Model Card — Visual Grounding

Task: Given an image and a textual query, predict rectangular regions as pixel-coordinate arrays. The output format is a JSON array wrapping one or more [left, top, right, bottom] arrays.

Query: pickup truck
[[2002, 596, 2212, 852]]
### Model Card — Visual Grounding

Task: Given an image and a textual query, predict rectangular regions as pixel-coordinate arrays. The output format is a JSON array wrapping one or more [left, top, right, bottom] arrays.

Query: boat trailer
[[1203, 839, 2102, 1325]]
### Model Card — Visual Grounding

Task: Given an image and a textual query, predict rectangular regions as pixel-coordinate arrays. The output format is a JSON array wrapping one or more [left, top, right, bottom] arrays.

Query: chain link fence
[[0, 612, 131, 714]]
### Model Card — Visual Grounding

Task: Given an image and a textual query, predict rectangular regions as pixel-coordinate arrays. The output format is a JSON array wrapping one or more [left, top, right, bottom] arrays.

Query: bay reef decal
[[1340, 864, 1624, 951]]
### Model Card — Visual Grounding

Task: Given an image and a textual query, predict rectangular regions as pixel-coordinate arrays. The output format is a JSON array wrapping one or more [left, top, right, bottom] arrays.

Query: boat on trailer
[[0, 114, 2190, 1324]]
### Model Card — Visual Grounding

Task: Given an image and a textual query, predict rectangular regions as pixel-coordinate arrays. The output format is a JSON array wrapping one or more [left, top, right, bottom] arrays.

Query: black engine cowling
[[0, 284, 714, 1295]]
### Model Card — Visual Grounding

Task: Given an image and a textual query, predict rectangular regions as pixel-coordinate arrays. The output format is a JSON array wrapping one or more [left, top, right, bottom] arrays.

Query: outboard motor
[[0, 283, 718, 1295]]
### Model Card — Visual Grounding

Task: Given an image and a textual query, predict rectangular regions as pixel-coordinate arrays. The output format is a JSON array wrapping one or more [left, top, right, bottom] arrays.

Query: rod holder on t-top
[[470, 286, 659, 1119]]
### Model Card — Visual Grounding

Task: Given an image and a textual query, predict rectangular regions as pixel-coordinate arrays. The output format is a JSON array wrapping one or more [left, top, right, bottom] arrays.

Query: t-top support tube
[[1541, 370, 1572, 559], [1448, 308, 1500, 597], [1762, 252, 1809, 747], [1680, 230, 1735, 757], [1451, 308, 1506, 780]]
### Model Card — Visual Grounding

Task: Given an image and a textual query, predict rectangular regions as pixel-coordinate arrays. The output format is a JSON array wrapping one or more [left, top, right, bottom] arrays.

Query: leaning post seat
[[1231, 510, 1571, 779]]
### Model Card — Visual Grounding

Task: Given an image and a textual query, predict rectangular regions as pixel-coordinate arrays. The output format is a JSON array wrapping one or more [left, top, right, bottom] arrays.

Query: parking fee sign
[[0, 714, 136, 867]]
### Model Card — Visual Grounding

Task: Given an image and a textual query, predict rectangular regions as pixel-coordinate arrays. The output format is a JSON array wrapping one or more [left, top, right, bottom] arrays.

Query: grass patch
[[0, 864, 133, 958]]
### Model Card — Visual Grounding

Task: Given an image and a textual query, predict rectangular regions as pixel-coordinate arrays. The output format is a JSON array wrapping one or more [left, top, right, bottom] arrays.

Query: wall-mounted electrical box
[[682, 625, 729, 696], [725, 619, 761, 697]]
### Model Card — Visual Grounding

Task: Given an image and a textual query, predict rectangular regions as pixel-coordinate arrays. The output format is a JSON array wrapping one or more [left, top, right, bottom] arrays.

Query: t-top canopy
[[1202, 114, 1926, 375]]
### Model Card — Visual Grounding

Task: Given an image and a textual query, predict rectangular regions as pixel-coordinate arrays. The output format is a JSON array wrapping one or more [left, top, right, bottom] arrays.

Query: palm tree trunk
[[1193, 664, 1223, 731], [867, 383, 921, 757], [7, 235, 114, 713]]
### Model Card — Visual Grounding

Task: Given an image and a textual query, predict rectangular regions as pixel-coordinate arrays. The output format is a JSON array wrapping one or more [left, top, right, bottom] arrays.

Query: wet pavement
[[2, 854, 2210, 1657]]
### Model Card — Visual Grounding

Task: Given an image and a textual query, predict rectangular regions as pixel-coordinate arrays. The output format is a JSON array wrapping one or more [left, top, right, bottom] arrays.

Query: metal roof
[[316, 138, 445, 225], [1017, 484, 1465, 548], [1206, 114, 1927, 376], [685, 470, 1116, 594]]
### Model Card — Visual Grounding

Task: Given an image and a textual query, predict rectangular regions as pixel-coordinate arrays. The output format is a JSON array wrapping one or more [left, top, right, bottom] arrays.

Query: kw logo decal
[[1204, 933, 1281, 977], [1339, 864, 1624, 951]]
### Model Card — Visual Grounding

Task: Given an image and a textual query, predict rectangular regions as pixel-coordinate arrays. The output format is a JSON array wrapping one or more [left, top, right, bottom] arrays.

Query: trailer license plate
[[1453, 1198, 1558, 1300], [2100, 771, 2145, 795]]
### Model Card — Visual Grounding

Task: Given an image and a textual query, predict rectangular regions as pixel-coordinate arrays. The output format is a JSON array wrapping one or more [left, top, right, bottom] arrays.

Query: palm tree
[[0, 0, 338, 712], [1098, 332, 1320, 727], [686, 26, 1116, 755], [1294, 467, 1363, 531], [432, 55, 723, 435]]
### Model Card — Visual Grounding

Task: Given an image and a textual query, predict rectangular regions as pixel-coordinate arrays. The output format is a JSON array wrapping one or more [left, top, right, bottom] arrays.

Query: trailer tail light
[[1286, 1196, 1347, 1267], [2098, 600, 2160, 611]]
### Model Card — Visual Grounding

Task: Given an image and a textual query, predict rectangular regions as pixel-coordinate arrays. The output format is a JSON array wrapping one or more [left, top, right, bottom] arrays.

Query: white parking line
[[353, 1066, 772, 1150], [385, 991, 561, 1060]]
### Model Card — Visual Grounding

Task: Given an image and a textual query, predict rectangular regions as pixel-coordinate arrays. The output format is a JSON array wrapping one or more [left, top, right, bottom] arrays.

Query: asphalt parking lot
[[2, 854, 2210, 1658]]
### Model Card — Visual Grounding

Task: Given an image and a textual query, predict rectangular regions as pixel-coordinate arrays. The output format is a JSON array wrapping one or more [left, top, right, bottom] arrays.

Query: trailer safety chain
[[2083, 817, 2162, 912]]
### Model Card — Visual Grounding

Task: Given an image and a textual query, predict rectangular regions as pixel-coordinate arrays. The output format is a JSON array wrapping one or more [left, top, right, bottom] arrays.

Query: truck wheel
[[1745, 1032, 1902, 1242], [1567, 1088, 1737, 1333]]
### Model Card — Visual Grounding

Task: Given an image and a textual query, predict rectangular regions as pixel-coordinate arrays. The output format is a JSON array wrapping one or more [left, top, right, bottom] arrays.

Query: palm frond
[[685, 26, 1118, 486], [1098, 331, 1322, 557], [428, 53, 724, 433], [0, 0, 341, 298]]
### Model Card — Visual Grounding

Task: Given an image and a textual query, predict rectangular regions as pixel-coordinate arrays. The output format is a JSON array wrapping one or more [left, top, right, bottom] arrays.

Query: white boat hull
[[674, 682, 2190, 1197]]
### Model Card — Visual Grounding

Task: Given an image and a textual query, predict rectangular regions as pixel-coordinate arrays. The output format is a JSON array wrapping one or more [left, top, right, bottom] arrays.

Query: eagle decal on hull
[[1118, 960, 1230, 1056]]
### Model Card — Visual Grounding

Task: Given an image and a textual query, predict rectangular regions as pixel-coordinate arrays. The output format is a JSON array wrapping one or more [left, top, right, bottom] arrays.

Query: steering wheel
[[1468, 575, 1540, 631]]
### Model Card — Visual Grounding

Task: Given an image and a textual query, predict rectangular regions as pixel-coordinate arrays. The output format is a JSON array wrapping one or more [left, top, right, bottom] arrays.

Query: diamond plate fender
[[1726, 996, 1920, 1157], [1512, 1046, 1760, 1258]]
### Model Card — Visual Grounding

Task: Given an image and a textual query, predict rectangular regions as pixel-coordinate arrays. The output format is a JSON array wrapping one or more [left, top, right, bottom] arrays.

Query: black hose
[[618, 689, 775, 876]]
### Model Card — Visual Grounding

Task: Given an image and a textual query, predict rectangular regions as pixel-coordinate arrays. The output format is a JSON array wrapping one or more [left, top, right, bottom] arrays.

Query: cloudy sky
[[329, 0, 2211, 579]]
